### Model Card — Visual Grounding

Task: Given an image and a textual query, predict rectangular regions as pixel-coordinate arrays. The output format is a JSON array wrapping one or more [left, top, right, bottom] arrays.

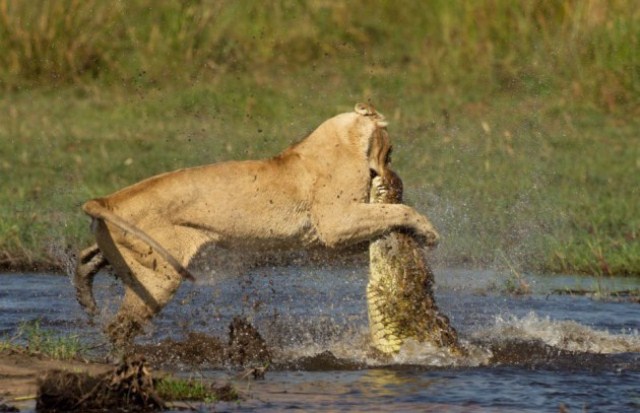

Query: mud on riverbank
[[0, 317, 269, 411]]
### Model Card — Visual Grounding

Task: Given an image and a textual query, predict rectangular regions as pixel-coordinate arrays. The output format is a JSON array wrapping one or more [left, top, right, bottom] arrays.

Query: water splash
[[393, 339, 492, 367], [473, 311, 640, 354], [263, 309, 640, 369]]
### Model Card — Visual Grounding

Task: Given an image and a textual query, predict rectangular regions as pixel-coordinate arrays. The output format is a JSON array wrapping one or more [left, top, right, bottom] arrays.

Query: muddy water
[[2, 267, 640, 412]]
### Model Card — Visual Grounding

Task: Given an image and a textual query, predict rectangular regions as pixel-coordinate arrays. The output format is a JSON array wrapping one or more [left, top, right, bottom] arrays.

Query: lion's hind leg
[[94, 225, 207, 348], [74, 243, 107, 317], [105, 249, 184, 348]]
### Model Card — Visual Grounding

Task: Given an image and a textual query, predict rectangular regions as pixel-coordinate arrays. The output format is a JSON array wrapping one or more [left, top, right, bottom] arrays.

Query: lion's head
[[353, 103, 392, 180]]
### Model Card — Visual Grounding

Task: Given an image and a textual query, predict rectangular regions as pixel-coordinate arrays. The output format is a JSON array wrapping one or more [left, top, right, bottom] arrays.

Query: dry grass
[[0, 1, 637, 110]]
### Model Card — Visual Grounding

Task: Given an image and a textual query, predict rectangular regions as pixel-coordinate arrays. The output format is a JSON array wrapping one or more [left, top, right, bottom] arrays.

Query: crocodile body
[[367, 170, 461, 355]]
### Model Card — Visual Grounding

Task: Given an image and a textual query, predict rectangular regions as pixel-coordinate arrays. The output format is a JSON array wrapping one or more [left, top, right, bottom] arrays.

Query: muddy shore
[[0, 318, 271, 411]]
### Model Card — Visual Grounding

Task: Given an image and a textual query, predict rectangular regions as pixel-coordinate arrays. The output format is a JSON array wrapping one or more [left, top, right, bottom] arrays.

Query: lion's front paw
[[414, 217, 440, 249], [423, 228, 440, 249]]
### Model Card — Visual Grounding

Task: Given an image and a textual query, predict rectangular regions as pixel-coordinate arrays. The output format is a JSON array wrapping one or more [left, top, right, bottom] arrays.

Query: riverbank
[[0, 350, 112, 405]]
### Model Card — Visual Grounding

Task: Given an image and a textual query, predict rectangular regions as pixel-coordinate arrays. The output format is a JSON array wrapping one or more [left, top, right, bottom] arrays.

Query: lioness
[[75, 103, 439, 346]]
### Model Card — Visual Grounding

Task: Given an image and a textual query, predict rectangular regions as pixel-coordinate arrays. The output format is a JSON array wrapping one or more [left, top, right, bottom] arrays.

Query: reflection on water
[[1, 267, 640, 412]]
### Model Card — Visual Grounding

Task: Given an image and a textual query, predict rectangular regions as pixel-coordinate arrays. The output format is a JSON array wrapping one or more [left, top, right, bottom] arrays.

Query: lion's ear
[[355, 103, 388, 128], [354, 103, 376, 116]]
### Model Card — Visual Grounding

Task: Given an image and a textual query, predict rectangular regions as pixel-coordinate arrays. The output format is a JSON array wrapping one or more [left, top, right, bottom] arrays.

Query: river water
[[2, 266, 640, 412]]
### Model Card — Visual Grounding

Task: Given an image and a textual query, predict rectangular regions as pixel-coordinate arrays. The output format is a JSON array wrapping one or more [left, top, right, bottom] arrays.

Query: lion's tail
[[82, 199, 195, 281], [74, 200, 194, 317]]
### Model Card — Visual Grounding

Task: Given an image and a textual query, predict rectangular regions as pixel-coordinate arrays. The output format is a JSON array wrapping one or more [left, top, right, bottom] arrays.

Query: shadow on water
[[2, 267, 640, 412]]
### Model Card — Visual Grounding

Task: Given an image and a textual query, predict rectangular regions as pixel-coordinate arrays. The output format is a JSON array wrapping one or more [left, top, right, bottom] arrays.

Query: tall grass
[[0, 0, 637, 109]]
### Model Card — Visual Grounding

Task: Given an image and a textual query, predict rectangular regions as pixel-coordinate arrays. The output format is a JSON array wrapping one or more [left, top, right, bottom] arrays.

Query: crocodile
[[367, 169, 462, 356]]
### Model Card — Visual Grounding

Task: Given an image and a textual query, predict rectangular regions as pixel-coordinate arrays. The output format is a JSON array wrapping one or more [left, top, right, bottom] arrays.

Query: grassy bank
[[0, 1, 638, 275], [1, 320, 82, 360], [1, 79, 638, 275]]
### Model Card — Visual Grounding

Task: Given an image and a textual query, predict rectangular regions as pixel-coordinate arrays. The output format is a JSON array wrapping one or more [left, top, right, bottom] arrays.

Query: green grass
[[0, 1, 638, 276], [0, 320, 83, 360], [1, 80, 637, 275], [155, 377, 213, 402], [0, 333, 16, 353], [155, 377, 237, 402]]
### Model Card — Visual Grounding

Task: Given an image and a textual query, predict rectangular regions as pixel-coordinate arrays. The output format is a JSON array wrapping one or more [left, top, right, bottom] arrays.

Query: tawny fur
[[74, 103, 439, 346]]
